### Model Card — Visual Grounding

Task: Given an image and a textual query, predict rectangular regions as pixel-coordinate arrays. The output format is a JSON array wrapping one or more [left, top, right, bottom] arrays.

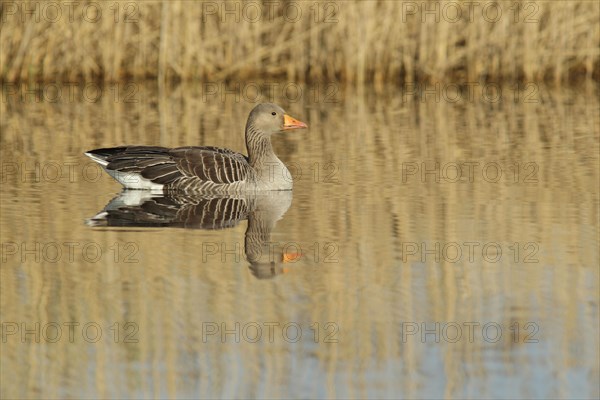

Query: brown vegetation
[[1, 0, 599, 84]]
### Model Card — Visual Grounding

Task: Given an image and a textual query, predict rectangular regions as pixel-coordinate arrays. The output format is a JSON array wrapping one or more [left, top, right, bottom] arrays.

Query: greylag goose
[[85, 103, 308, 192], [87, 191, 297, 279]]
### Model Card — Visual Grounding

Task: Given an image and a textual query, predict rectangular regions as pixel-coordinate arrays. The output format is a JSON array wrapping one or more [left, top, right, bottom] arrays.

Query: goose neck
[[246, 125, 275, 167]]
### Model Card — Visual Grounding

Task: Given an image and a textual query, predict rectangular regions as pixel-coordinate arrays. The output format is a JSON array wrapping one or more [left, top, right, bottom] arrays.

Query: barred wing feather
[[94, 146, 253, 189]]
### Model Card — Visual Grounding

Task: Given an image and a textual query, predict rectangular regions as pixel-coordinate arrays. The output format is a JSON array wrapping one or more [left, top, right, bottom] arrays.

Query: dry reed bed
[[1, 0, 599, 84]]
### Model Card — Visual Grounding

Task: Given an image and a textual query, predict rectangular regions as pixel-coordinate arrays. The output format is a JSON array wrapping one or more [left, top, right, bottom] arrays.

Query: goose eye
[[271, 112, 276, 116]]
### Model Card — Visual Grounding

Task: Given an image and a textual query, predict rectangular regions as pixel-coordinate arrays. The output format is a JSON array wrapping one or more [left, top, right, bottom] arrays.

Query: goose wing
[[91, 146, 253, 187]]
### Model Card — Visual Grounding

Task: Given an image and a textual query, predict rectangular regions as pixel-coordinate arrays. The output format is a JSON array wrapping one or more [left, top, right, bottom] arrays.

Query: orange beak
[[283, 114, 308, 130]]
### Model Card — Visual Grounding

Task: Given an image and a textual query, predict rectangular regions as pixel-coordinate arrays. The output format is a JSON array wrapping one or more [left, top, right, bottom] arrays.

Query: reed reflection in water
[[0, 82, 598, 399]]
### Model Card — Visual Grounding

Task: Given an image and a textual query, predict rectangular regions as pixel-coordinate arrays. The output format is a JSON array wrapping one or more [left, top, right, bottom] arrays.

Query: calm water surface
[[1, 82, 598, 399]]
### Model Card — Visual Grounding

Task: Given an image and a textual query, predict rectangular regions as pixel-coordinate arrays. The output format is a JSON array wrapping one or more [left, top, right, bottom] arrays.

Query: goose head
[[246, 103, 308, 136]]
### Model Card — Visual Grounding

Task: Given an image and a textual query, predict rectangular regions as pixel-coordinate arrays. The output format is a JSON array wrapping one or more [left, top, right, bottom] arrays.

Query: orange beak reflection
[[283, 114, 308, 130], [283, 252, 302, 263]]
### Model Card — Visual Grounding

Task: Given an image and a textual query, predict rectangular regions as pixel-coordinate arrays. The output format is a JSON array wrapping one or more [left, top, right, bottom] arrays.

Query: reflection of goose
[[84, 104, 307, 192], [87, 191, 297, 279]]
